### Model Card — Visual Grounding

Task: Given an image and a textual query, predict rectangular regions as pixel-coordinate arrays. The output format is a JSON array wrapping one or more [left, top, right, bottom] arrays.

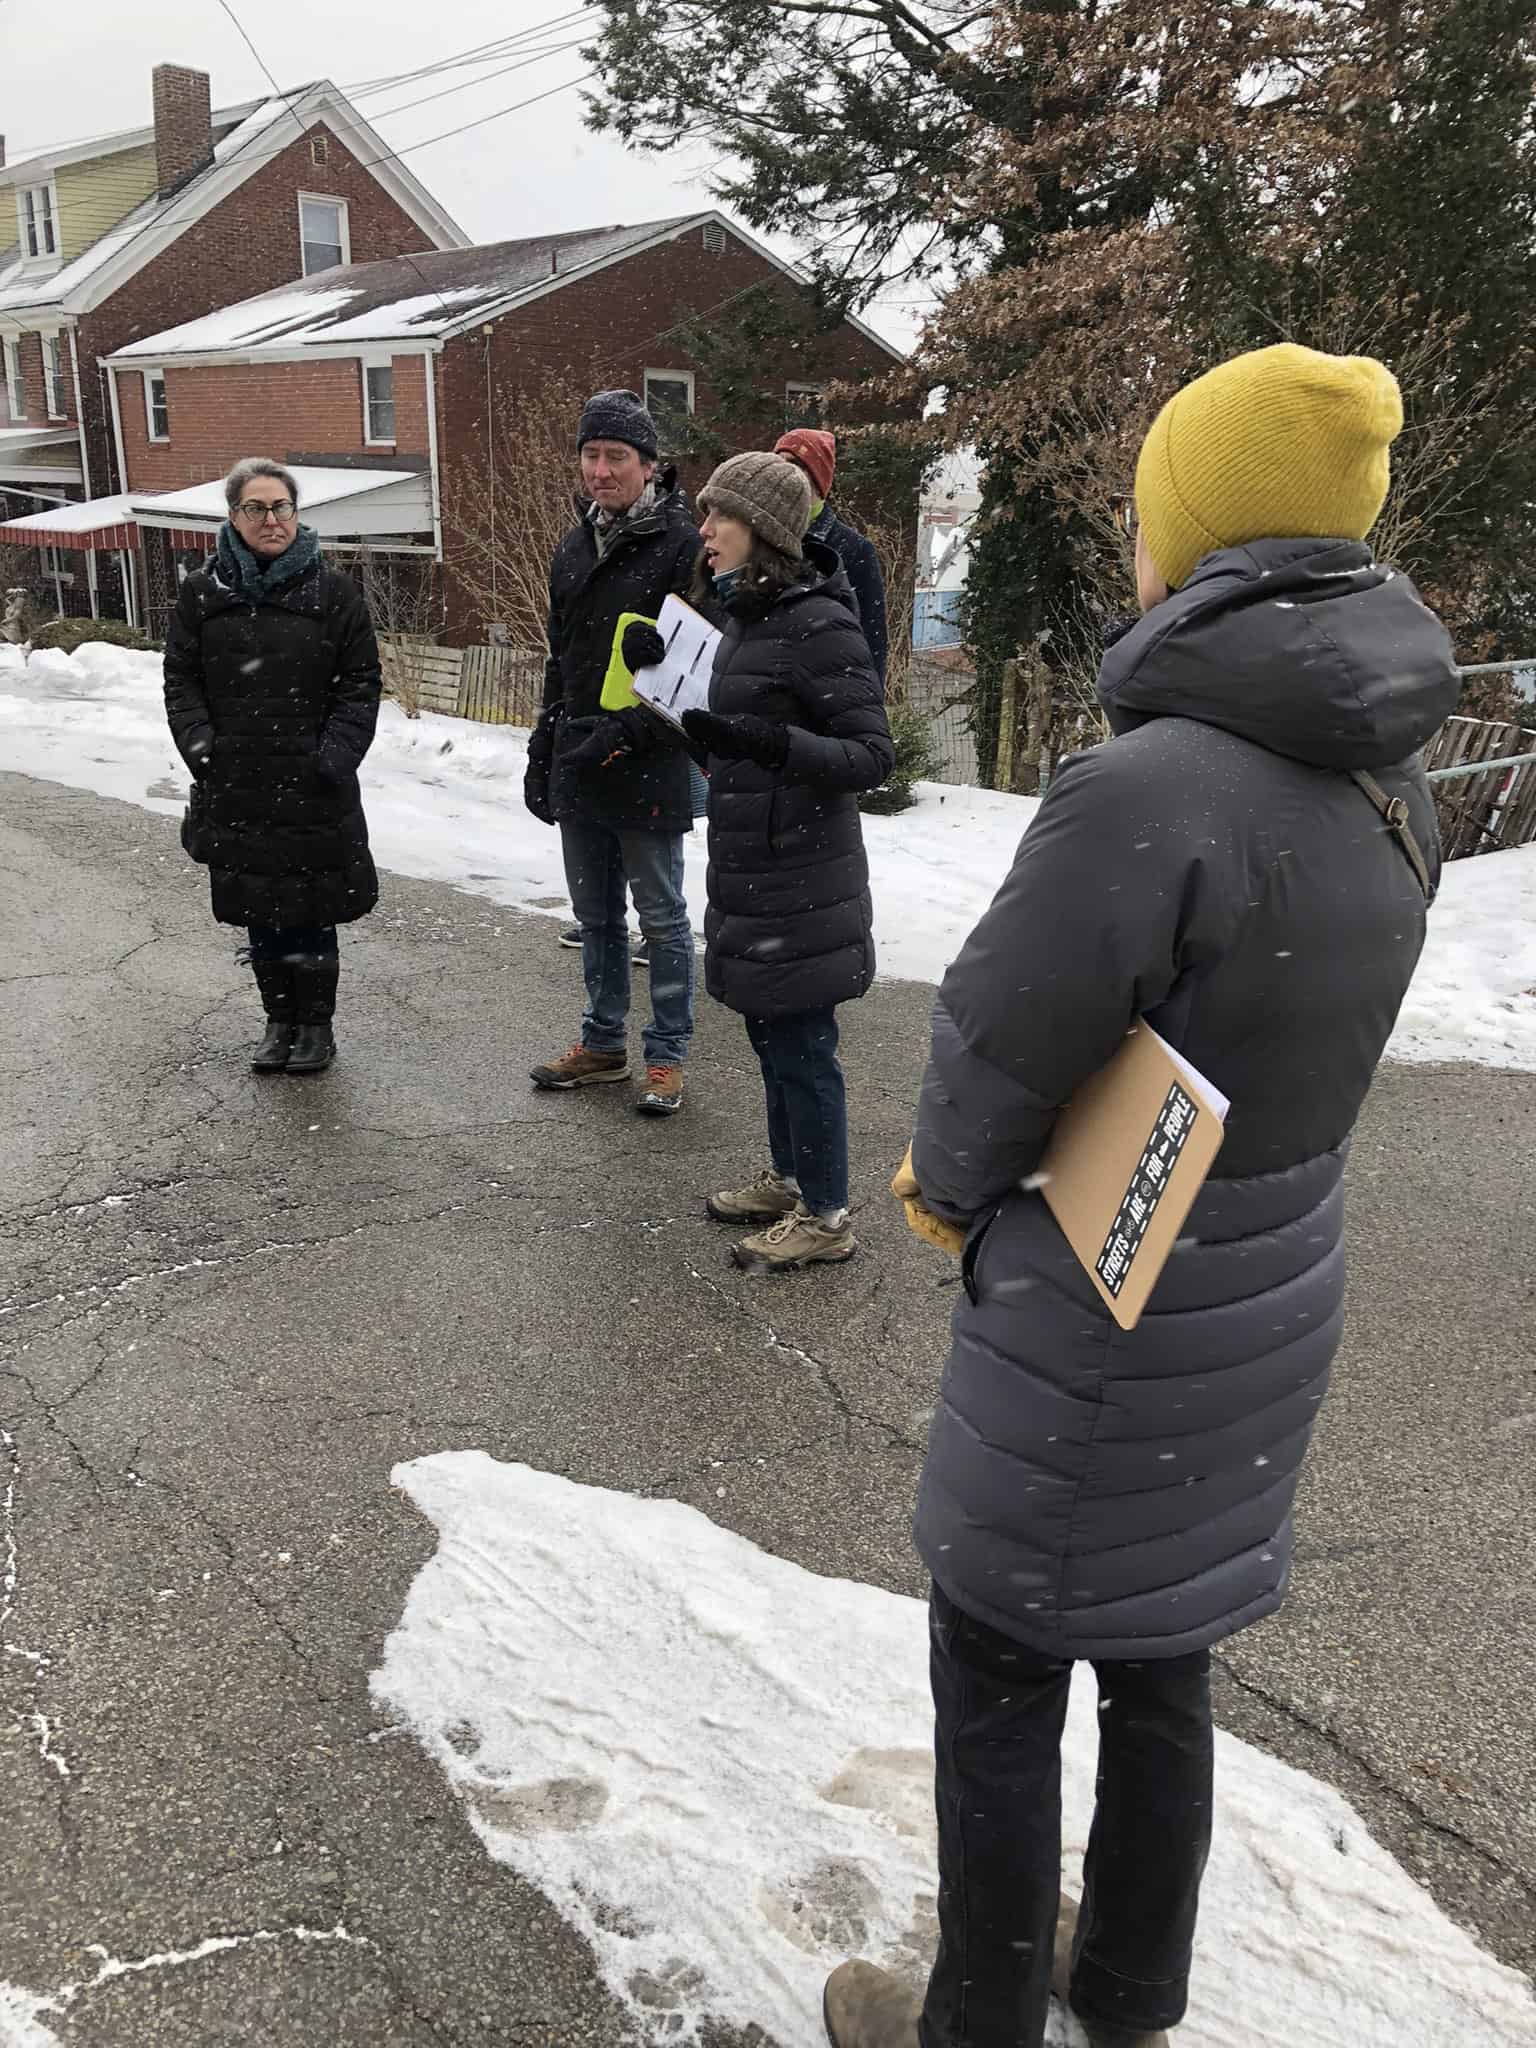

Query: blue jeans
[[921, 1584, 1212, 2046], [743, 1008, 848, 1214], [560, 822, 694, 1067]]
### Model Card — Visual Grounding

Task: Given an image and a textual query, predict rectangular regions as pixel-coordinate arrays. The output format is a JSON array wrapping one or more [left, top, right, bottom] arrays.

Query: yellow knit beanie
[[1134, 343, 1402, 591]]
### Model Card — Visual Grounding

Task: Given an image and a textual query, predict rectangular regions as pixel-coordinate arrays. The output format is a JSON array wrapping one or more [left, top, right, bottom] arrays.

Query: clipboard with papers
[[1039, 1023, 1229, 1331], [630, 594, 722, 727]]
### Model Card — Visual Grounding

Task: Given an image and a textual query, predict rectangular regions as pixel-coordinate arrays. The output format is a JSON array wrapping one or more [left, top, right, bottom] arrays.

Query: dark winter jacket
[[912, 538, 1458, 1661], [536, 469, 703, 833], [163, 540, 381, 929], [808, 504, 888, 682], [699, 540, 894, 1017]]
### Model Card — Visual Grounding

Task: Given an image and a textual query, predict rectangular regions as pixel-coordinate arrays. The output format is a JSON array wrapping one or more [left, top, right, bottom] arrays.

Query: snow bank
[[3, 641, 1534, 1062], [371, 1453, 1536, 2048]]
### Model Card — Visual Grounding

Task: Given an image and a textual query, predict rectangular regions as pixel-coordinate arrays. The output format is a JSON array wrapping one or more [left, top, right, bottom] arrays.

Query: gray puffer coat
[[912, 538, 1459, 1660]]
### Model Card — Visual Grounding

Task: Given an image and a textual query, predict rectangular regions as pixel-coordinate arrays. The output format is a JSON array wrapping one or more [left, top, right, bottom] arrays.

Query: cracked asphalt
[[2, 766, 1533, 2044]]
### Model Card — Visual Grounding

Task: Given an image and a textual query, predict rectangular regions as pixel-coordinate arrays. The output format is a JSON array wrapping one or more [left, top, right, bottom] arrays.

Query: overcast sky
[[0, 0, 918, 348]]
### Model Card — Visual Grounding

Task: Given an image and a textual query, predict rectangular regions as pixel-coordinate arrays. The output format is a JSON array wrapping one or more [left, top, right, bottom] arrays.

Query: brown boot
[[822, 1961, 920, 2047], [635, 1062, 684, 1117], [1053, 1896, 1171, 2047], [732, 1203, 856, 1274], [706, 1167, 800, 1225], [530, 1043, 630, 1090]]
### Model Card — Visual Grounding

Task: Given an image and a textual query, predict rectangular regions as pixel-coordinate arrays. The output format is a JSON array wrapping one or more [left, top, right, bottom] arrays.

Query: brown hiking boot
[[706, 1167, 800, 1225], [731, 1203, 856, 1274], [530, 1043, 630, 1090], [636, 1063, 684, 1116], [1053, 1896, 1171, 2047], [822, 1961, 920, 2047]]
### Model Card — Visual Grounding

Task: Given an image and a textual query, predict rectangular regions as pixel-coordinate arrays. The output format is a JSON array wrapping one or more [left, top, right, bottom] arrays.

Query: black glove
[[524, 706, 560, 824], [681, 709, 789, 770], [621, 621, 667, 671], [185, 736, 214, 779], [564, 716, 633, 771]]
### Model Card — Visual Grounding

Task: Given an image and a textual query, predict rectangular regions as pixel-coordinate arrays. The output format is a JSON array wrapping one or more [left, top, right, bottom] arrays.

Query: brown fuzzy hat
[[698, 452, 812, 557]]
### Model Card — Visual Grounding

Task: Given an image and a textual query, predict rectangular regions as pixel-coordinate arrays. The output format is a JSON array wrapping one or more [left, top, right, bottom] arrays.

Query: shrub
[[30, 617, 160, 655], [859, 703, 940, 816]]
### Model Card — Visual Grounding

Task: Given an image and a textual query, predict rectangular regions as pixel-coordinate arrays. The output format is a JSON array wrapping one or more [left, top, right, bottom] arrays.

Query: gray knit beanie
[[576, 388, 659, 459], [698, 452, 812, 558]]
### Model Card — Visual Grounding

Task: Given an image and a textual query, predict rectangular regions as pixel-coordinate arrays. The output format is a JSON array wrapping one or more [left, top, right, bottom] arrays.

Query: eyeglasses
[[1111, 495, 1139, 536], [238, 499, 296, 523]]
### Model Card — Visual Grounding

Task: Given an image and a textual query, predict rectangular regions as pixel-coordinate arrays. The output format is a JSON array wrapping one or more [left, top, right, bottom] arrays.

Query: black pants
[[245, 923, 338, 964], [921, 1584, 1213, 2047]]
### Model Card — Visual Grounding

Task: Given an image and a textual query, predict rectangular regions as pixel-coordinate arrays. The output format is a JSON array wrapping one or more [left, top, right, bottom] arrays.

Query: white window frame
[[643, 368, 695, 432], [298, 192, 350, 278], [143, 368, 170, 443], [2, 336, 24, 422], [39, 544, 74, 588], [42, 332, 66, 420], [361, 356, 396, 446], [17, 182, 58, 262], [785, 381, 823, 428]]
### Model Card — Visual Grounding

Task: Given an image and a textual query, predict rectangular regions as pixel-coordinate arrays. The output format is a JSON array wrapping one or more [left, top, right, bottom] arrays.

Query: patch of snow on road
[[3, 641, 1535, 1061], [372, 1452, 1536, 2048]]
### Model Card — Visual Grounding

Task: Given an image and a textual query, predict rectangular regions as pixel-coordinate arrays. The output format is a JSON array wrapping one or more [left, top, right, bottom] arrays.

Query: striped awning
[[0, 493, 136, 551]]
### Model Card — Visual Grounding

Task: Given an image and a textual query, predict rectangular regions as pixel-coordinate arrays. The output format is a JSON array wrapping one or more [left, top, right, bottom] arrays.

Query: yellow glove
[[891, 1144, 967, 1257]]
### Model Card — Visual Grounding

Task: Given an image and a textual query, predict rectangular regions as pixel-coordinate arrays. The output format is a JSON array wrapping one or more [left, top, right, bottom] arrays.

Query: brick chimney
[[152, 66, 213, 199]]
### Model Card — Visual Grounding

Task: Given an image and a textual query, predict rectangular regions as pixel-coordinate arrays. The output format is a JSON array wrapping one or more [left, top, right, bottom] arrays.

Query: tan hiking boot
[[636, 1063, 684, 1117], [822, 1960, 921, 2047], [731, 1203, 856, 1274], [529, 1043, 631, 1090], [1053, 1896, 1171, 2047], [706, 1167, 801, 1225]]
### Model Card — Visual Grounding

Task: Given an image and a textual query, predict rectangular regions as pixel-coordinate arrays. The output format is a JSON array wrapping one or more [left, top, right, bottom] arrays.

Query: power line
[[213, 0, 283, 100]]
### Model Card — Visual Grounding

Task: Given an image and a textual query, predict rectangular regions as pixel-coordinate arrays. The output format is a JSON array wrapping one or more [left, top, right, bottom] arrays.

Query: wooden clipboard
[[1039, 1023, 1227, 1331]]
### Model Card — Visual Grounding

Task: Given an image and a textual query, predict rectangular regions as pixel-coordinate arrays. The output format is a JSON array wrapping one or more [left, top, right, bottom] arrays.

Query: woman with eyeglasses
[[163, 458, 382, 1075]]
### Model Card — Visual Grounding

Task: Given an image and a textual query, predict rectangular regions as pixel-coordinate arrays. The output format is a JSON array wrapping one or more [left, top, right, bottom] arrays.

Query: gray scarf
[[589, 479, 659, 557]]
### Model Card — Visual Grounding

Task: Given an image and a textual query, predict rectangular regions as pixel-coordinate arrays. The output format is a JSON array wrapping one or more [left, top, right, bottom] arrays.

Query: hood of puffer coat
[[1098, 538, 1461, 771]]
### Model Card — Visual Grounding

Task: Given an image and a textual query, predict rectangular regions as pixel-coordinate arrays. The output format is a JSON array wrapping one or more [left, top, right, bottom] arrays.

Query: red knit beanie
[[774, 428, 836, 501]]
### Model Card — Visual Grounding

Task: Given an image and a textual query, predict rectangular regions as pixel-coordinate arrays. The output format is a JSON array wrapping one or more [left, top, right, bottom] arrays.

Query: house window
[[299, 195, 349, 276], [363, 361, 395, 444], [19, 184, 57, 261], [42, 334, 66, 419], [2, 338, 23, 422], [785, 383, 823, 429], [144, 370, 170, 442], [39, 545, 74, 587], [644, 369, 694, 443]]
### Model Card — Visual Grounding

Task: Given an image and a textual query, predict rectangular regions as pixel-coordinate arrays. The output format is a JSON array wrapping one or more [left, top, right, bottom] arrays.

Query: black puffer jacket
[[539, 471, 703, 833], [700, 541, 894, 1017], [912, 539, 1459, 1660], [163, 553, 381, 929], [808, 504, 888, 682]]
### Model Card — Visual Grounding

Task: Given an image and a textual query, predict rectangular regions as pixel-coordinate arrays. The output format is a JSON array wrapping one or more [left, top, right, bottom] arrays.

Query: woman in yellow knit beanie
[[830, 344, 1461, 2048], [1134, 341, 1403, 597]]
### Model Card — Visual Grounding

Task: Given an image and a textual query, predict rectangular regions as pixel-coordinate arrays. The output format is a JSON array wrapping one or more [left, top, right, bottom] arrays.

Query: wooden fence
[[381, 637, 543, 725], [1423, 714, 1536, 859]]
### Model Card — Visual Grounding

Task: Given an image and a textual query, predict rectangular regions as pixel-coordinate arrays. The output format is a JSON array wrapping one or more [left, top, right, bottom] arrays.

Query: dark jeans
[[560, 821, 694, 1067], [922, 1584, 1213, 2048], [742, 1008, 848, 1215], [245, 924, 338, 964]]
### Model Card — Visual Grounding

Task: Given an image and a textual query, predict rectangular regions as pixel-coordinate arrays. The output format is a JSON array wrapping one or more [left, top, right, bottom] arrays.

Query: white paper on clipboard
[[631, 594, 722, 727]]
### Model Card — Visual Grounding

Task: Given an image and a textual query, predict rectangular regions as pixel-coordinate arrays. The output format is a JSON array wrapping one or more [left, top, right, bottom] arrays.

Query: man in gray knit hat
[[524, 388, 705, 1116]]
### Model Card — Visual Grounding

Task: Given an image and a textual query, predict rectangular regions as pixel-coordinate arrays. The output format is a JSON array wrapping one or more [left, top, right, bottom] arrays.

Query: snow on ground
[[368, 1452, 1536, 2048], [3, 640, 1535, 1064]]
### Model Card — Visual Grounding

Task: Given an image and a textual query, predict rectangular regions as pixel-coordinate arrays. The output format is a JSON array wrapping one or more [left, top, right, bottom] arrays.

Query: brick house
[[36, 211, 906, 650], [0, 64, 464, 617]]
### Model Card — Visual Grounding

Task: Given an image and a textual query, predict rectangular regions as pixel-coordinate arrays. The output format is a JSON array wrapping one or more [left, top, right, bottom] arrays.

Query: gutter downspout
[[65, 323, 100, 618], [423, 345, 443, 564], [102, 360, 138, 629]]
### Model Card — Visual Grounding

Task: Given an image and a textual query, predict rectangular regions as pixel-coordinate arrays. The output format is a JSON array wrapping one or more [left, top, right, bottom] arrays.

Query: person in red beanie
[[773, 427, 889, 681]]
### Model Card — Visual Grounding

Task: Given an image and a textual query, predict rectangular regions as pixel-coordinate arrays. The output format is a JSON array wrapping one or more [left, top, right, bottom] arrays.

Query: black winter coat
[[912, 539, 1458, 1661], [163, 555, 381, 929], [700, 541, 894, 1017], [809, 504, 888, 682], [540, 472, 703, 833]]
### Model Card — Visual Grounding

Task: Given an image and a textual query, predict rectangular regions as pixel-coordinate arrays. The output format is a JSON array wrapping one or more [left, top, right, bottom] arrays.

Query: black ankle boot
[[286, 956, 339, 1075], [249, 959, 295, 1073]]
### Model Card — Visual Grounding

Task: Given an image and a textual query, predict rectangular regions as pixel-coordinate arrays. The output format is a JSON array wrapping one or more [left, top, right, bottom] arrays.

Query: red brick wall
[[78, 123, 439, 498], [435, 225, 904, 640], [115, 353, 430, 492]]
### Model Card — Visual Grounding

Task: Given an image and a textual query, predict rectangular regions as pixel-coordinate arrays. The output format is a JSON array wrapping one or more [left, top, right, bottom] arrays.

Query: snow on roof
[[0, 96, 267, 186], [0, 492, 135, 539], [129, 466, 418, 522], [0, 199, 161, 314], [0, 424, 80, 448], [111, 217, 705, 359]]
